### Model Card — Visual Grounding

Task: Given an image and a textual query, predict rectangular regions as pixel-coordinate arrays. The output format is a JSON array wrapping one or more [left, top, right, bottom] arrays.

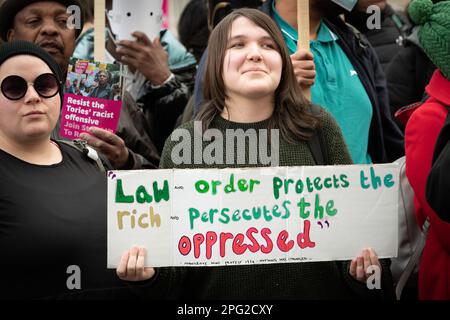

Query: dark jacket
[[385, 27, 437, 131], [89, 83, 112, 100], [345, 4, 410, 72], [138, 67, 196, 154], [117, 91, 161, 169], [194, 1, 404, 163], [138, 29, 197, 154]]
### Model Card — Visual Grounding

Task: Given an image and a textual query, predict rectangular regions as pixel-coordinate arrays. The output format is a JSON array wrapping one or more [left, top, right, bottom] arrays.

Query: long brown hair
[[197, 8, 320, 143]]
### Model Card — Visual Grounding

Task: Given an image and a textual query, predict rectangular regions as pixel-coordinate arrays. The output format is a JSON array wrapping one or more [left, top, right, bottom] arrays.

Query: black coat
[[427, 108, 450, 223], [345, 4, 410, 72], [385, 28, 437, 131], [139, 64, 197, 154]]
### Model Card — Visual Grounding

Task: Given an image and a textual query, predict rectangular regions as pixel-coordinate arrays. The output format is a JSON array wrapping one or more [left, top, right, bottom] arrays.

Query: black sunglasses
[[0, 73, 60, 101]]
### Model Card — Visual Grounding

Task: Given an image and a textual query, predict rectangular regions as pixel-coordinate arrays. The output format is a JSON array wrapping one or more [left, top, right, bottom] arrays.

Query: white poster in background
[[107, 164, 399, 268], [108, 0, 163, 41]]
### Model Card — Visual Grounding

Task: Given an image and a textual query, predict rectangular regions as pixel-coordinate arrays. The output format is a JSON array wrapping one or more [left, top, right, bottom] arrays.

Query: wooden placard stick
[[94, 0, 106, 62], [297, 0, 311, 100]]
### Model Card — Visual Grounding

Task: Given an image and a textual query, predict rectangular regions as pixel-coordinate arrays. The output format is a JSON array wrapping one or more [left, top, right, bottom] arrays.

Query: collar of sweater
[[212, 115, 272, 130]]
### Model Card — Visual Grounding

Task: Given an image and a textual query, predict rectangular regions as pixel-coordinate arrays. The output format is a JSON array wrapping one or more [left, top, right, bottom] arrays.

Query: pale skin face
[[7, 2, 76, 73], [223, 17, 283, 103], [0, 55, 60, 144]]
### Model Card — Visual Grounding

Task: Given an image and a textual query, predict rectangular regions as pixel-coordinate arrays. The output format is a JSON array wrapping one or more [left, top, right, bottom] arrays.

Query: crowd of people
[[0, 0, 449, 300]]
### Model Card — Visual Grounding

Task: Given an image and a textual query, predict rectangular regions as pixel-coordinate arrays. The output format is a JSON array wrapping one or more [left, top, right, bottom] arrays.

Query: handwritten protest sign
[[60, 59, 123, 140], [107, 164, 399, 268]]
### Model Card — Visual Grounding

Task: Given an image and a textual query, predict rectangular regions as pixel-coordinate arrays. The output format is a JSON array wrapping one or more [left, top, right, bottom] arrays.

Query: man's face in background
[[98, 72, 108, 85], [7, 2, 76, 73]]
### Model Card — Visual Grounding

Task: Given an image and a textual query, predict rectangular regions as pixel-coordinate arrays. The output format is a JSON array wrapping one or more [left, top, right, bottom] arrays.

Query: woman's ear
[[7, 29, 15, 42]]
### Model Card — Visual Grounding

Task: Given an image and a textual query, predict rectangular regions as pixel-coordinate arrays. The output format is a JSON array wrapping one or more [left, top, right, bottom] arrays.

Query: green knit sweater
[[160, 110, 351, 169], [156, 110, 394, 300]]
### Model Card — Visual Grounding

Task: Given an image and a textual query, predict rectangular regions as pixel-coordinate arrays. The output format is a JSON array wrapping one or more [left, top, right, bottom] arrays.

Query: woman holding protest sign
[[0, 41, 153, 299], [155, 8, 395, 299]]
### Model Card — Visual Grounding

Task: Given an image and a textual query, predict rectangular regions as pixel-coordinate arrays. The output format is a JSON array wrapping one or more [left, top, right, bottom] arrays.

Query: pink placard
[[75, 61, 89, 74], [59, 93, 121, 140]]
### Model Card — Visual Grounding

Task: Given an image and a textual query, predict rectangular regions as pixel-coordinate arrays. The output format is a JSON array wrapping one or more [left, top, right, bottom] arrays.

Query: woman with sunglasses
[[0, 41, 153, 300]]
